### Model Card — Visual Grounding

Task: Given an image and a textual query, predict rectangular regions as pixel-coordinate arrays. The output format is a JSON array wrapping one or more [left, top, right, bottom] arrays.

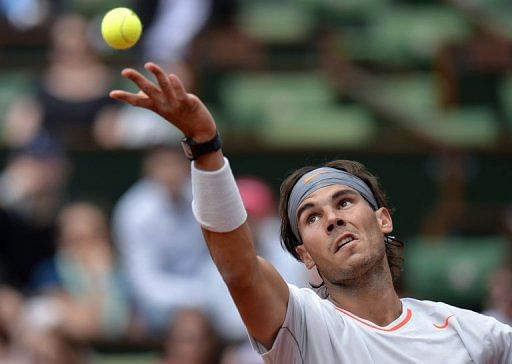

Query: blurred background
[[0, 0, 511, 363]]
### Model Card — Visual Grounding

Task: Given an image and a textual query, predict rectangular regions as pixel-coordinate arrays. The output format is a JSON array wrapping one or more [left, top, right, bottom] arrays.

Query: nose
[[326, 217, 344, 233]]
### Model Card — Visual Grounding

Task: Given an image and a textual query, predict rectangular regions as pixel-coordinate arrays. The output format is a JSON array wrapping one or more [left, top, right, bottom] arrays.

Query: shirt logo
[[303, 171, 328, 184], [433, 315, 454, 329]]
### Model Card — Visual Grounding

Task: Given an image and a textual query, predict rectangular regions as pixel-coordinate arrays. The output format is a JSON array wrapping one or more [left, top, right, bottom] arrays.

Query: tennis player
[[111, 62, 511, 363]]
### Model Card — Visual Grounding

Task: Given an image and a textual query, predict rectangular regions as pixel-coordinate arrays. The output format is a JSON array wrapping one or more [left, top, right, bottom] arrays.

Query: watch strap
[[181, 132, 222, 161]]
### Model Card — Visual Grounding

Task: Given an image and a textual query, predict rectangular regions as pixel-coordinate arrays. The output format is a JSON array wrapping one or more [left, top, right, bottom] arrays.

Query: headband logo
[[303, 170, 328, 184]]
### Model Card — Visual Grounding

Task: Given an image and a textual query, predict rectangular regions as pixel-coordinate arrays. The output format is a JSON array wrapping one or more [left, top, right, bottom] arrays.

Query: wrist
[[191, 157, 247, 232], [187, 130, 217, 143], [181, 131, 222, 162], [184, 122, 218, 143], [194, 151, 224, 171]]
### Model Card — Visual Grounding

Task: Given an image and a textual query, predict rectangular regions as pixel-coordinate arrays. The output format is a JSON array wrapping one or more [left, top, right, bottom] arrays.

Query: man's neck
[[326, 269, 402, 327]]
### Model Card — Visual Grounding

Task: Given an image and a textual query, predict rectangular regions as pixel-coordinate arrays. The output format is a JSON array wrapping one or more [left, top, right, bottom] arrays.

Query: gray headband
[[287, 167, 379, 242]]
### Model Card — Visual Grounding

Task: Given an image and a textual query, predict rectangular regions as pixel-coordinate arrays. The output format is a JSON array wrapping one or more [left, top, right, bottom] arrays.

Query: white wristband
[[191, 157, 247, 232]]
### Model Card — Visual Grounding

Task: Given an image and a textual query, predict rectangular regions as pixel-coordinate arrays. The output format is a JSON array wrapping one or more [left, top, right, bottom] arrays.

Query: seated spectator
[[0, 286, 23, 360], [6, 320, 86, 364], [0, 286, 86, 364], [3, 12, 120, 149], [0, 0, 58, 32], [113, 145, 245, 340], [155, 308, 223, 364], [0, 135, 69, 293], [30, 201, 131, 342]]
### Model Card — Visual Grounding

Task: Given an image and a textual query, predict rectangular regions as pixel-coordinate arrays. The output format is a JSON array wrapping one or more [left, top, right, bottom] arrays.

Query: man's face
[[295, 184, 393, 286]]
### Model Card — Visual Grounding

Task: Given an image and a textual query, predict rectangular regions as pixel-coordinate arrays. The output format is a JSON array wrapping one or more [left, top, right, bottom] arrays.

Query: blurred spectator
[[103, 0, 212, 149], [6, 320, 86, 364], [2, 12, 120, 149], [236, 176, 311, 288], [191, 0, 263, 70], [30, 201, 131, 342], [135, 0, 211, 83], [0, 0, 60, 31], [0, 286, 23, 359], [483, 265, 512, 326], [0, 135, 70, 292], [0, 287, 87, 363], [112, 145, 245, 340], [155, 308, 223, 364]]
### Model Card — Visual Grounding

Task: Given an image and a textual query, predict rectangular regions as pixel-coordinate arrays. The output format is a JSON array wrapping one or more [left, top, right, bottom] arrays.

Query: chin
[[337, 254, 380, 282]]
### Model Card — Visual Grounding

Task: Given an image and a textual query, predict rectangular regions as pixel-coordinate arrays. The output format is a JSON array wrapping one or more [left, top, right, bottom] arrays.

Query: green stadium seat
[[0, 70, 34, 130], [237, 1, 314, 43], [499, 73, 512, 130], [299, 0, 390, 27], [450, 1, 512, 41], [477, 0, 509, 4], [378, 72, 499, 147], [471, 0, 512, 22], [219, 71, 336, 130], [404, 236, 508, 310], [257, 103, 376, 149], [219, 71, 376, 148], [379, 72, 437, 116], [359, 5, 470, 65], [431, 107, 499, 148]]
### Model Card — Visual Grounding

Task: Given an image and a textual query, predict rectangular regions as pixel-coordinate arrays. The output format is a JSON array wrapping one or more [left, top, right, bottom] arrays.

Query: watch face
[[181, 140, 194, 160]]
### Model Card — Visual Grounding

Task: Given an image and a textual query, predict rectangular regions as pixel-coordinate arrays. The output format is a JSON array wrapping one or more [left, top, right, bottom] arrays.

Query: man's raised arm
[[110, 62, 289, 348]]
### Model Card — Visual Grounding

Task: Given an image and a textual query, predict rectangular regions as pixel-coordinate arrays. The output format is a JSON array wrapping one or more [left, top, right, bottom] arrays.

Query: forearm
[[203, 223, 260, 288], [191, 153, 258, 286]]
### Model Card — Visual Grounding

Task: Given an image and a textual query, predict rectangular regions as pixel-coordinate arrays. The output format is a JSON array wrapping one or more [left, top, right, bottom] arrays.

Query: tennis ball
[[101, 7, 142, 50]]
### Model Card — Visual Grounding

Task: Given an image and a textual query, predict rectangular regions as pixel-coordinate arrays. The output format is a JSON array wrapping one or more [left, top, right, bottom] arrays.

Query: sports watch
[[181, 132, 222, 161]]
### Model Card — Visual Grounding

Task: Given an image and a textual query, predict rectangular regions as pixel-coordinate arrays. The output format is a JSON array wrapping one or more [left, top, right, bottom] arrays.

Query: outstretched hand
[[110, 62, 217, 142]]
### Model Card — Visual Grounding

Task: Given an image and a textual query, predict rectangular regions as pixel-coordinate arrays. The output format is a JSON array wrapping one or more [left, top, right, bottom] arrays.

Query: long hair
[[278, 160, 404, 286]]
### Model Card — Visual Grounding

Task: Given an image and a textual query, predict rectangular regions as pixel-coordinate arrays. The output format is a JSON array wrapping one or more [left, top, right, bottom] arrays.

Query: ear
[[295, 245, 316, 270], [376, 207, 393, 234]]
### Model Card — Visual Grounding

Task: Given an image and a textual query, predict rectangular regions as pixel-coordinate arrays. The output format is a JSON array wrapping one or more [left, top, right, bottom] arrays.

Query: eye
[[307, 214, 320, 225], [338, 199, 352, 209]]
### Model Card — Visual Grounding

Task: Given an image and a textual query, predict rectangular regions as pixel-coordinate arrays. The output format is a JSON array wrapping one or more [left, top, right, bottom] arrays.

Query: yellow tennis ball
[[101, 7, 142, 50]]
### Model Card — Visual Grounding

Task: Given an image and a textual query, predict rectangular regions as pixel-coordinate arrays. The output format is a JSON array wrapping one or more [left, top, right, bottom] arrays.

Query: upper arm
[[203, 223, 290, 349]]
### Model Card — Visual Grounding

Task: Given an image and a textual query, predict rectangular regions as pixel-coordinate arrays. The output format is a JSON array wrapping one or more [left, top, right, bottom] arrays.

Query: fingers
[[144, 63, 177, 104], [120, 68, 161, 100], [169, 74, 188, 101], [112, 63, 190, 115], [110, 90, 154, 109]]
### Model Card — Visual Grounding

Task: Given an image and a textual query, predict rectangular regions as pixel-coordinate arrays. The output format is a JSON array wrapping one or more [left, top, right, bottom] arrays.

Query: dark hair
[[278, 160, 404, 284]]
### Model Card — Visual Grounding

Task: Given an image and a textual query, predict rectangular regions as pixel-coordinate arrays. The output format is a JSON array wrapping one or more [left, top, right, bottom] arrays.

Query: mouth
[[334, 233, 357, 253]]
